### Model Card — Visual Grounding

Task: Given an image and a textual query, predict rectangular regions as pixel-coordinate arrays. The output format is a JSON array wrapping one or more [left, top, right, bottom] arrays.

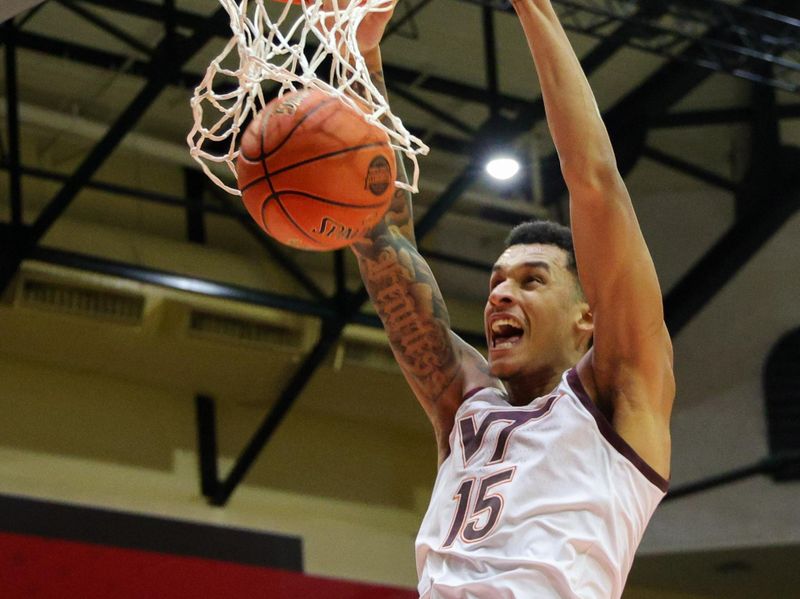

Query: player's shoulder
[[432, 335, 503, 463]]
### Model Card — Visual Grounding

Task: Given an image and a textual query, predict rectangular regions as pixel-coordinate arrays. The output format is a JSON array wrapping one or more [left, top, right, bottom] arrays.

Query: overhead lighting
[[485, 156, 521, 181]]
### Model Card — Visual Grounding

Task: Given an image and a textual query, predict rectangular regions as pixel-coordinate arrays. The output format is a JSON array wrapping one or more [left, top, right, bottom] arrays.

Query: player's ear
[[574, 301, 593, 337]]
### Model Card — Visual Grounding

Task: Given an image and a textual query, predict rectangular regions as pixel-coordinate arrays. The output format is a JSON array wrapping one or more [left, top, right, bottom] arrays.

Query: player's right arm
[[351, 37, 496, 459]]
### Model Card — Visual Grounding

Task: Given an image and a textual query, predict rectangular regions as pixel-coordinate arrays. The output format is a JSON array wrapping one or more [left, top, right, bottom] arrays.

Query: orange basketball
[[236, 89, 396, 251]]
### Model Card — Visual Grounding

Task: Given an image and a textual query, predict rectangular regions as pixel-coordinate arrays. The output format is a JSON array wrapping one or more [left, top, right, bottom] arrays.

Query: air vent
[[763, 327, 800, 481], [188, 310, 305, 350], [340, 338, 397, 371], [334, 326, 397, 372], [21, 279, 144, 325]]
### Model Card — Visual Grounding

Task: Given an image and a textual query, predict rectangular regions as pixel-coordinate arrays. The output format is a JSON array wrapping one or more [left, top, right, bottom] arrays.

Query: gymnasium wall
[[0, 351, 428, 588], [0, 495, 417, 599]]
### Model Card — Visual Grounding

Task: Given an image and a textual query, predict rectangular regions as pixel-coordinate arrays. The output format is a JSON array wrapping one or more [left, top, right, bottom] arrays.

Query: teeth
[[491, 318, 523, 333], [494, 340, 516, 349]]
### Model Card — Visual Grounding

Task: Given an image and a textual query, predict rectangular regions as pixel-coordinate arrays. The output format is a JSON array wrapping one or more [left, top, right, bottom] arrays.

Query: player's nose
[[488, 280, 516, 307]]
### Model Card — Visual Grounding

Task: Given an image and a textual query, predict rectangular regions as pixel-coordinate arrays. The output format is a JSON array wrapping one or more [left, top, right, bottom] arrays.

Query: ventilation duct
[[187, 309, 310, 352], [19, 278, 144, 325], [333, 325, 397, 372]]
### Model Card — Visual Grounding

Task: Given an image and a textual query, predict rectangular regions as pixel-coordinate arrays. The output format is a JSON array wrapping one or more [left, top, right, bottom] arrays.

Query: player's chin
[[488, 351, 518, 378]]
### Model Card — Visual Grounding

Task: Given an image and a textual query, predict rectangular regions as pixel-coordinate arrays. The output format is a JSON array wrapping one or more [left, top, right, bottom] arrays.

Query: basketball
[[236, 89, 396, 251]]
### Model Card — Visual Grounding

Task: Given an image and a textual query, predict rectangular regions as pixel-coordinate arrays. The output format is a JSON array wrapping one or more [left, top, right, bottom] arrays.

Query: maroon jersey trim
[[567, 368, 670, 493], [462, 387, 486, 401]]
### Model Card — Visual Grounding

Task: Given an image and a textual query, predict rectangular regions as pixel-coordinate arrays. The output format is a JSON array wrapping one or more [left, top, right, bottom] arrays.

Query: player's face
[[484, 244, 586, 381]]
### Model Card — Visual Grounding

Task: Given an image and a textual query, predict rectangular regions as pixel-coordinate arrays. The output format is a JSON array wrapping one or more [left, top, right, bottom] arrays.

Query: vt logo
[[458, 394, 559, 466]]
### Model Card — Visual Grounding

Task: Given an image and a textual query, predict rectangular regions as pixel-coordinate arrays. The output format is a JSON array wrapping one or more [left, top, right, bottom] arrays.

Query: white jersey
[[415, 369, 668, 599]]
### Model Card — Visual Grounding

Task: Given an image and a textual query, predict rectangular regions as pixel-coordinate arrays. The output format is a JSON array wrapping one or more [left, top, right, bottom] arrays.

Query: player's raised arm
[[512, 0, 674, 473], [350, 8, 496, 458]]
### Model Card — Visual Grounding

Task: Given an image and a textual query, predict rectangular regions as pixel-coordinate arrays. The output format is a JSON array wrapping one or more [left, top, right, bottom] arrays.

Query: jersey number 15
[[442, 466, 516, 547]]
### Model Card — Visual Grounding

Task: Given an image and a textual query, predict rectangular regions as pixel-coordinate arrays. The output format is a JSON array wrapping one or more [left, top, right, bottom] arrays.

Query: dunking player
[[351, 1, 674, 596]]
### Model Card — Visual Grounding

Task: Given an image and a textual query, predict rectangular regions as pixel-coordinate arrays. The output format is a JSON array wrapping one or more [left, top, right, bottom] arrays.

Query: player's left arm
[[513, 0, 674, 478]]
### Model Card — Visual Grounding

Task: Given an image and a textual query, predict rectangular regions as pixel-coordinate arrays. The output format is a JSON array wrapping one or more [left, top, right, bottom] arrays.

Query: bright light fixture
[[485, 156, 521, 180]]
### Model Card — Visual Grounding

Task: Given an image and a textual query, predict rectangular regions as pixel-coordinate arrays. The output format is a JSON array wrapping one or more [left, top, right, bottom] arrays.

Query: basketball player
[[350, 1, 674, 596]]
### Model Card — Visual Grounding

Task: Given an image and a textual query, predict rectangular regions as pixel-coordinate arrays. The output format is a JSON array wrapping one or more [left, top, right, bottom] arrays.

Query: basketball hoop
[[187, 0, 428, 196]]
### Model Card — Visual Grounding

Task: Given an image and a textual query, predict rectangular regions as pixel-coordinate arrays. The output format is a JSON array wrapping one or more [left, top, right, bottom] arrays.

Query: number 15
[[443, 467, 516, 548]]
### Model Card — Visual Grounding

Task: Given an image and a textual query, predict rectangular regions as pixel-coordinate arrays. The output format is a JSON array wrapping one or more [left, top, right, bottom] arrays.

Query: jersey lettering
[[458, 394, 558, 466], [442, 394, 559, 548]]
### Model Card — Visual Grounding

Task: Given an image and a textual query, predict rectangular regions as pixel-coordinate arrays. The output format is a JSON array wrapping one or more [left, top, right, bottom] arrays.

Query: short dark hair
[[504, 219, 577, 275]]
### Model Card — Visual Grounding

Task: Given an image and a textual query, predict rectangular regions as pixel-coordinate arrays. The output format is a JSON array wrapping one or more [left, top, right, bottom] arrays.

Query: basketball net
[[187, 0, 429, 196]]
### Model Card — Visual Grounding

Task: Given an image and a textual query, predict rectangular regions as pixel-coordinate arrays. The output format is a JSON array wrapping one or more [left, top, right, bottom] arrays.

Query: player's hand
[[356, 0, 396, 56], [318, 0, 395, 56]]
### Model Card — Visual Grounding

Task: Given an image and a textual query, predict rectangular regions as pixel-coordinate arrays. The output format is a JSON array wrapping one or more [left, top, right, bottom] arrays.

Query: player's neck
[[504, 366, 566, 406]]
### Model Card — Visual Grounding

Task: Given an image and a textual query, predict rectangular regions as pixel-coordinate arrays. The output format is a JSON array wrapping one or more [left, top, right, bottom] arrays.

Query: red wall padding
[[0, 532, 418, 598]]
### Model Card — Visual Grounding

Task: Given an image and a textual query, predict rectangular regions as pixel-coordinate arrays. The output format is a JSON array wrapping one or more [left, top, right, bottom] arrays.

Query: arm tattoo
[[356, 236, 460, 404], [352, 63, 459, 405]]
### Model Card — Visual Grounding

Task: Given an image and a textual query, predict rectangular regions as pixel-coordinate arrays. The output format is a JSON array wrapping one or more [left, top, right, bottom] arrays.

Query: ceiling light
[[485, 156, 520, 181]]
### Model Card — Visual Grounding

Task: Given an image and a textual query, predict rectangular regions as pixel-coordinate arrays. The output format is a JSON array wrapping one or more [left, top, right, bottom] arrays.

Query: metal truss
[[665, 451, 800, 501], [466, 0, 800, 93]]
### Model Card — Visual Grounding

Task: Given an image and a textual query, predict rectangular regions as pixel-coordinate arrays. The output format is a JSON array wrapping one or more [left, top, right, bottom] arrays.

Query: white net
[[187, 0, 429, 196]]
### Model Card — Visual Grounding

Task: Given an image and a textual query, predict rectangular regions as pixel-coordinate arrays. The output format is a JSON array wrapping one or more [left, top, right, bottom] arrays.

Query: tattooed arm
[[352, 33, 497, 458]]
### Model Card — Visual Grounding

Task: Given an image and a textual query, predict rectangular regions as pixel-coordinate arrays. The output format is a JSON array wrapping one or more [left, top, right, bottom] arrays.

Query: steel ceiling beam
[[664, 180, 800, 335], [385, 0, 433, 39], [1, 0, 46, 23], [0, 28, 496, 157], [5, 27, 533, 115], [57, 0, 155, 57], [76, 0, 800, 93], [24, 246, 486, 347], [386, 82, 477, 137], [664, 72, 800, 335], [649, 103, 800, 128], [640, 146, 736, 192], [414, 11, 660, 237], [482, 3, 500, 118], [184, 168, 207, 245], [3, 21, 22, 226], [207, 186, 330, 303], [464, 0, 800, 93], [74, 0, 231, 37], [29, 246, 341, 320], [536, 0, 791, 202], [1, 29, 202, 89], [0, 159, 487, 292], [664, 451, 800, 502], [0, 6, 233, 294], [649, 107, 753, 128], [0, 160, 229, 213], [208, 316, 347, 505]]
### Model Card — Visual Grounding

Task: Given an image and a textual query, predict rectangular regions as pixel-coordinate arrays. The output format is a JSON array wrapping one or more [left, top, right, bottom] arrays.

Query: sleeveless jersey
[[415, 369, 668, 599]]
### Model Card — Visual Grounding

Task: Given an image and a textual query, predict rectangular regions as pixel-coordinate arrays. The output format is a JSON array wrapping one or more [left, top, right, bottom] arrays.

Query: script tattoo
[[351, 65, 457, 404], [359, 241, 459, 402]]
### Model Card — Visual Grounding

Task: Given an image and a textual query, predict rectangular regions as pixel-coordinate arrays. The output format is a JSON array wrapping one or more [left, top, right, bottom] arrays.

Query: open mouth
[[490, 318, 524, 349]]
